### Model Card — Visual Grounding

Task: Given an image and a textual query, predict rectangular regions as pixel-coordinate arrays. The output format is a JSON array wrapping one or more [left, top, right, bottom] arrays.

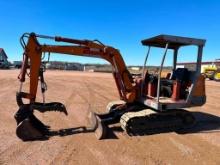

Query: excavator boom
[[15, 33, 137, 140], [18, 33, 136, 103]]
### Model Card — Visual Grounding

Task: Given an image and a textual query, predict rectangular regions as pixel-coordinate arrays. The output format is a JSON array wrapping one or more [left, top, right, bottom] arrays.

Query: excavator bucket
[[15, 104, 51, 141], [16, 118, 46, 141], [14, 102, 67, 141]]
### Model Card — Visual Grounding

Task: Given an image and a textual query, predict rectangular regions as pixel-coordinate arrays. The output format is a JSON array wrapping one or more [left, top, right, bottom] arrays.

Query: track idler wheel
[[87, 112, 107, 140]]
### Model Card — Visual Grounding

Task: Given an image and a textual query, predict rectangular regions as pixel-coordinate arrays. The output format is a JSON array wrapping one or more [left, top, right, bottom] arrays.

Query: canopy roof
[[141, 34, 206, 49]]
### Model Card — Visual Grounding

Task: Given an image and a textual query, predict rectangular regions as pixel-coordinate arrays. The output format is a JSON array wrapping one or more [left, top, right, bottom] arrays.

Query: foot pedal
[[88, 112, 107, 140]]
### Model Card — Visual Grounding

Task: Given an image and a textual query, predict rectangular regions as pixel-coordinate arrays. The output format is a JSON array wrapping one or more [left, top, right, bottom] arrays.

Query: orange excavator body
[[15, 33, 206, 141]]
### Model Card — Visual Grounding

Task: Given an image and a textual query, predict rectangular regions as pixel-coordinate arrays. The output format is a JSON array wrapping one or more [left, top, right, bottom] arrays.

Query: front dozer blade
[[88, 111, 107, 140]]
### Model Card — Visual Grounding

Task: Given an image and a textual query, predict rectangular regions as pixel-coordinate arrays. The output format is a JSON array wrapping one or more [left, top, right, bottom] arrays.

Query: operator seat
[[171, 68, 189, 82], [161, 68, 189, 97]]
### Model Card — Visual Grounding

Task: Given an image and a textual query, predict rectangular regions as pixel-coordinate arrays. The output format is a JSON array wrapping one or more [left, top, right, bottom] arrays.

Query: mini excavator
[[15, 33, 206, 140]]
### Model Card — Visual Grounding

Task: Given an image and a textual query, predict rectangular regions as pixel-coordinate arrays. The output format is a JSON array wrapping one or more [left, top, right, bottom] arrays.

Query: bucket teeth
[[32, 102, 68, 115]]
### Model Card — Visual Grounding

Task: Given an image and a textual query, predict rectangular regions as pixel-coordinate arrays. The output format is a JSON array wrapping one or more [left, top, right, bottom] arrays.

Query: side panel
[[190, 74, 206, 106]]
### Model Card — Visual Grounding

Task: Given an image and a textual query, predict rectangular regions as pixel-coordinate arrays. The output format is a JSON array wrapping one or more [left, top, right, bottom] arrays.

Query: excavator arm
[[15, 33, 137, 140], [18, 33, 136, 103]]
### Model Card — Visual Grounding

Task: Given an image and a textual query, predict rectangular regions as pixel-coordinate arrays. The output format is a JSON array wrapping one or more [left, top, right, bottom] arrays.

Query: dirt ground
[[0, 70, 220, 165]]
